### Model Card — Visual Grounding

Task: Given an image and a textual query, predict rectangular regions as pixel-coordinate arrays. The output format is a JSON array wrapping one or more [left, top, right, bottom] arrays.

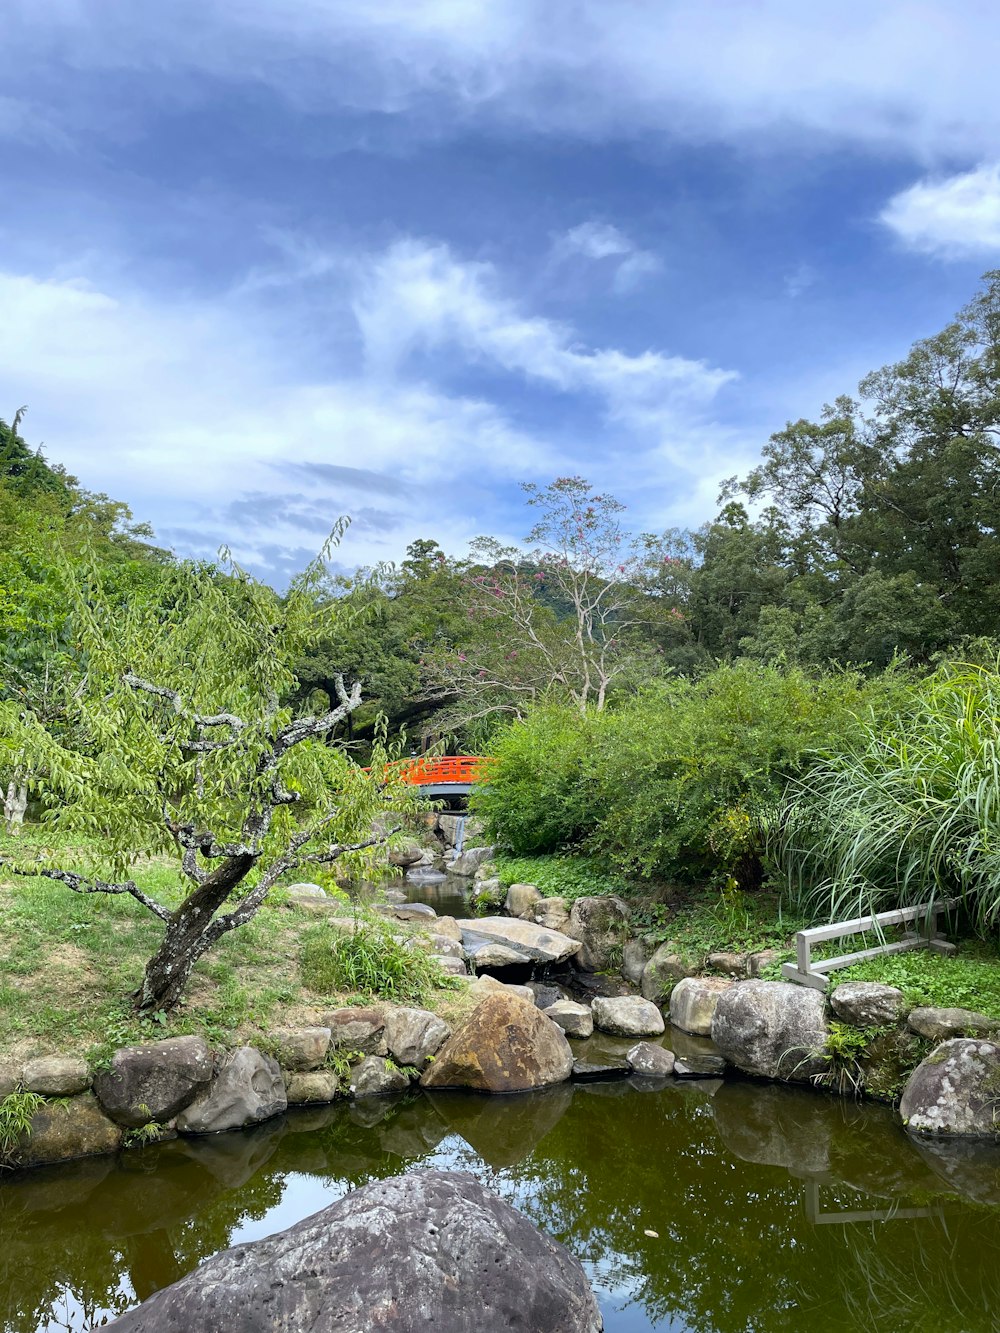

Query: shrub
[[493, 853, 630, 901], [299, 915, 446, 1002], [779, 655, 1000, 933]]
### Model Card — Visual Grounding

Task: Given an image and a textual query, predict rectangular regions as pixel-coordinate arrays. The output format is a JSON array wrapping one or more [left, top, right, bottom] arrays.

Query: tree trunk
[[133, 853, 254, 1011], [4, 776, 27, 834]]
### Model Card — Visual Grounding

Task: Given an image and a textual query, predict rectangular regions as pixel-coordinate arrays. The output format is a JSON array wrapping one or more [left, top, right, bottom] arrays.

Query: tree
[[422, 478, 678, 730], [0, 530, 417, 1011]]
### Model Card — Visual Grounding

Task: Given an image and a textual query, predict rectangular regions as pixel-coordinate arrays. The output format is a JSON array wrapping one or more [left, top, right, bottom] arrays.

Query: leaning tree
[[0, 528, 419, 1011]]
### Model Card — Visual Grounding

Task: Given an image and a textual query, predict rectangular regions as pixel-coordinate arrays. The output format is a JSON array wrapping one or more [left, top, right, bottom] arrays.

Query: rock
[[420, 994, 573, 1093], [505, 883, 543, 918], [711, 981, 830, 1082], [675, 1054, 727, 1078], [176, 1047, 286, 1135], [10, 1092, 121, 1167], [349, 1056, 410, 1098], [20, 1055, 91, 1096], [468, 976, 535, 1004], [437, 813, 464, 848], [546, 1000, 594, 1039], [566, 895, 631, 972], [465, 939, 532, 970], [748, 948, 784, 977], [621, 938, 654, 986], [381, 887, 408, 904], [526, 982, 564, 1010], [830, 981, 909, 1028], [706, 951, 749, 977], [450, 845, 496, 877], [907, 1007, 1000, 1041], [93, 1036, 214, 1128], [859, 1027, 928, 1102], [533, 897, 571, 932], [435, 955, 468, 976], [572, 1058, 629, 1082], [285, 881, 326, 899], [103, 1170, 603, 1333], [268, 1027, 331, 1072], [900, 1038, 1000, 1136], [592, 995, 665, 1038], [391, 902, 437, 921], [285, 1071, 342, 1104], [457, 917, 582, 965], [426, 932, 464, 958], [322, 1007, 388, 1056], [0, 1062, 18, 1098], [388, 838, 424, 868], [669, 977, 733, 1037], [434, 915, 463, 942], [383, 1007, 451, 1070], [627, 1043, 676, 1078], [640, 945, 693, 1003]]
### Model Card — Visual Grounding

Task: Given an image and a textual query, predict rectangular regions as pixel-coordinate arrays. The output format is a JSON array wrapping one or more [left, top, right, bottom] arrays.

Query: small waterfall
[[454, 814, 467, 854]]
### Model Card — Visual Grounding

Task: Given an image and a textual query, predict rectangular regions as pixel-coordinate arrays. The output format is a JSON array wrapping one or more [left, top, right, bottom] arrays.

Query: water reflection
[[3, 1080, 1000, 1332]]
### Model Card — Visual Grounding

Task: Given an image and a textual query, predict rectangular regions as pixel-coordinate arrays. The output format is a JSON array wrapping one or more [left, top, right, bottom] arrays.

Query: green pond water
[[4, 1069, 1000, 1332]]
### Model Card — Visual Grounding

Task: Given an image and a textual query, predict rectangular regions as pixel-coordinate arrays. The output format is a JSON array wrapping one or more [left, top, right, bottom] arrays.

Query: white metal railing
[[781, 898, 959, 990]]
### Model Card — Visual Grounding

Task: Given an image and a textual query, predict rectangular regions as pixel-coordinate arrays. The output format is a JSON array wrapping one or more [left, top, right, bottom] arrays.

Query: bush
[[299, 916, 445, 1002], [780, 655, 1000, 933], [493, 853, 630, 901], [477, 661, 891, 888]]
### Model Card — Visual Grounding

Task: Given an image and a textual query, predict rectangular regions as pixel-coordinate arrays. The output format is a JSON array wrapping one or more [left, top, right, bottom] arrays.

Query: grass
[[0, 825, 471, 1066], [492, 852, 634, 902], [834, 944, 1000, 1018]]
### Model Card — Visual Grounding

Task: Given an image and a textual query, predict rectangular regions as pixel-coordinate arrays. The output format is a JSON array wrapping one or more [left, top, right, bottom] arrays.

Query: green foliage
[[633, 887, 805, 961], [479, 662, 891, 887], [299, 914, 448, 1003], [835, 946, 1000, 1019], [780, 655, 1000, 933], [493, 852, 630, 902], [0, 1089, 45, 1162]]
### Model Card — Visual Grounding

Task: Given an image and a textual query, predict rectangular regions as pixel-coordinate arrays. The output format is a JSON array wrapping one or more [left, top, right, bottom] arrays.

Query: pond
[[3, 1071, 1000, 1332]]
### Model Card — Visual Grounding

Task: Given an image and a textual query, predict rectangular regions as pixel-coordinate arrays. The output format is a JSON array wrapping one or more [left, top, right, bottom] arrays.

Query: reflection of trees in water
[[5, 1084, 1000, 1333]]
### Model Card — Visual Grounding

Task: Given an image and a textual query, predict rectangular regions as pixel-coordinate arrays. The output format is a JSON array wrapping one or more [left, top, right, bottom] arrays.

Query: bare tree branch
[[0, 861, 173, 921]]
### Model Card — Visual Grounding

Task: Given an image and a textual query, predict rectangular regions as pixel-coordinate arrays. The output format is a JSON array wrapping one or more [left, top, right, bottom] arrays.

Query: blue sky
[[2, 1, 1000, 582]]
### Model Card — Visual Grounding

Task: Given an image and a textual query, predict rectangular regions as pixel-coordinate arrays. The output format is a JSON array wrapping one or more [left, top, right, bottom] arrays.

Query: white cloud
[[7, 1, 1000, 161], [552, 221, 663, 294], [880, 162, 1000, 258], [354, 239, 733, 426]]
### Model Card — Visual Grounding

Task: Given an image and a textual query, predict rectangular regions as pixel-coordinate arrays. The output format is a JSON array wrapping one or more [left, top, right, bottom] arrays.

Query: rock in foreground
[[900, 1038, 1000, 1136], [421, 993, 573, 1092], [711, 981, 830, 1082], [105, 1170, 603, 1333]]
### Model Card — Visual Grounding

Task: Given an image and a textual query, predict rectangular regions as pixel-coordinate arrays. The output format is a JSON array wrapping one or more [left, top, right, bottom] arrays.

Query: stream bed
[[4, 1073, 1000, 1331]]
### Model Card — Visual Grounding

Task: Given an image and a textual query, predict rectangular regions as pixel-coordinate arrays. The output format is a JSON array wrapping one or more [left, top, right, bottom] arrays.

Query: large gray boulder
[[21, 1055, 91, 1096], [711, 981, 830, 1082], [104, 1171, 603, 1332], [176, 1047, 286, 1135], [450, 846, 495, 877], [592, 995, 665, 1038], [545, 1000, 594, 1039], [382, 1007, 451, 1070], [348, 1056, 409, 1098], [533, 897, 571, 932], [907, 1007, 1000, 1041], [640, 945, 693, 1003], [566, 895, 631, 972], [900, 1038, 1000, 1136], [323, 1006, 388, 1056], [421, 993, 573, 1093], [93, 1035, 214, 1128], [669, 977, 733, 1037], [621, 938, 654, 986], [506, 883, 543, 918], [11, 1092, 121, 1167], [268, 1027, 331, 1072], [457, 917, 581, 965], [830, 982, 908, 1028]]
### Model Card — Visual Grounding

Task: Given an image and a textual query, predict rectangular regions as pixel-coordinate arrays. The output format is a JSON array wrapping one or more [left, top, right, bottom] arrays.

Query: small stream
[[5, 874, 1000, 1330]]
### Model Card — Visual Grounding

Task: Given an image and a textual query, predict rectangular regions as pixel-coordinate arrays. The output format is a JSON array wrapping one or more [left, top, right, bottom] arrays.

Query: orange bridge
[[395, 754, 494, 797]]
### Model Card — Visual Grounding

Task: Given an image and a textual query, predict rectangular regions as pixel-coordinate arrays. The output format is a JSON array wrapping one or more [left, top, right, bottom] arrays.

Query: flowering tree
[[422, 477, 684, 731]]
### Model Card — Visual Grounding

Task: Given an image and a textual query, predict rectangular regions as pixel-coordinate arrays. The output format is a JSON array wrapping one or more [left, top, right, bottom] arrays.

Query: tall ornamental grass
[[780, 658, 1000, 933]]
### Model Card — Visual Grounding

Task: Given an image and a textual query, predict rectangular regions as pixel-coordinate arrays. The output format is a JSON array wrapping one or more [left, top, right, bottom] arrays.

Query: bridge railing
[[394, 755, 495, 786]]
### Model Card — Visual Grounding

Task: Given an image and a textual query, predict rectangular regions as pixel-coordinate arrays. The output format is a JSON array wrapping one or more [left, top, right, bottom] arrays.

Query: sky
[[2, 2, 1000, 584]]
